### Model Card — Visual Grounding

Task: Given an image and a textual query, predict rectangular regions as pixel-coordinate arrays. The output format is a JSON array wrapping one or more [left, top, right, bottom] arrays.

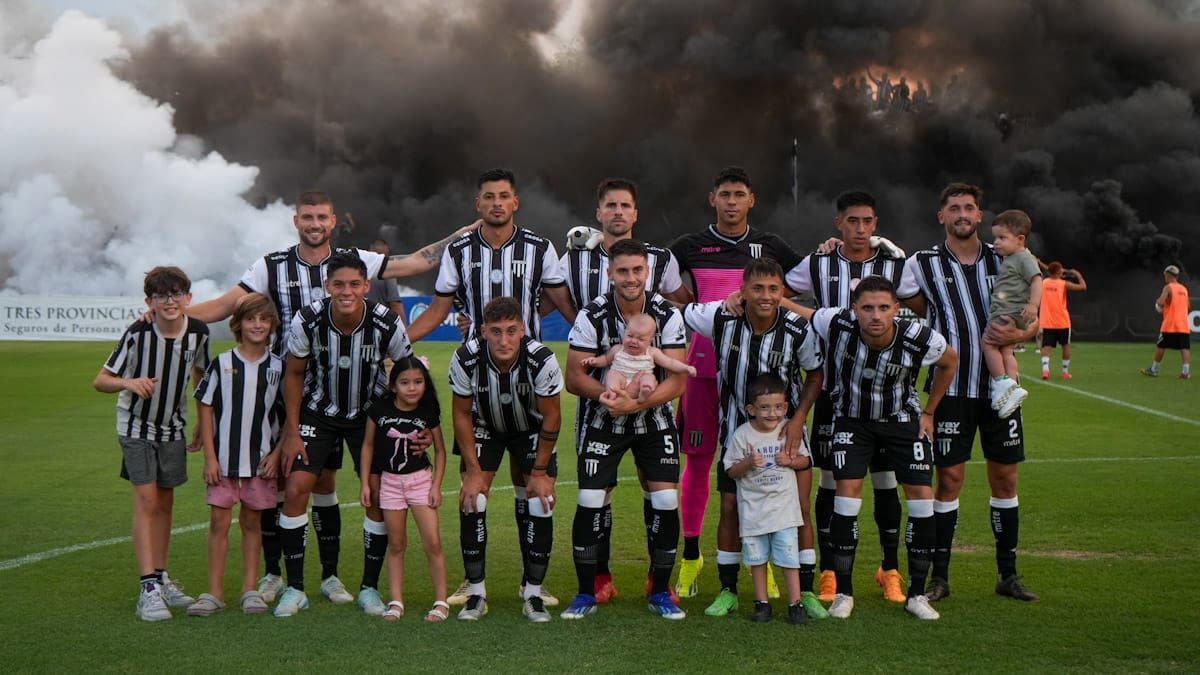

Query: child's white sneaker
[[136, 587, 172, 621], [257, 573, 284, 603], [158, 573, 194, 608], [320, 575, 353, 604], [273, 587, 309, 618], [905, 594, 941, 620]]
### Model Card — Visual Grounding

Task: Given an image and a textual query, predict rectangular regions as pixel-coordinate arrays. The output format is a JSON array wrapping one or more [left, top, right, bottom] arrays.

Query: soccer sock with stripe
[[1041, 356, 1050, 372], [815, 481, 836, 572], [1061, 359, 1071, 374], [716, 550, 741, 593], [647, 490, 679, 595], [932, 499, 959, 580], [460, 495, 488, 589], [514, 487, 529, 585], [360, 516, 388, 590], [573, 490, 606, 596], [830, 496, 862, 597], [311, 492, 341, 580], [905, 500, 935, 597], [872, 472, 901, 570], [990, 496, 1020, 578], [523, 498, 553, 596], [596, 494, 613, 576], [279, 512, 308, 592], [261, 493, 283, 576], [140, 573, 157, 594], [798, 547, 816, 592]]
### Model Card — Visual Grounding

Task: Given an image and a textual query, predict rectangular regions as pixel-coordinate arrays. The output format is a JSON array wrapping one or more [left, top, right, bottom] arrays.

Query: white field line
[[5, 455, 1200, 573], [1026, 378, 1200, 427]]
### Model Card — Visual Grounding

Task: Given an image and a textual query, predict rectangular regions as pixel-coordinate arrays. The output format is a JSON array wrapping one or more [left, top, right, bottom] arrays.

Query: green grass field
[[2, 340, 1198, 672]]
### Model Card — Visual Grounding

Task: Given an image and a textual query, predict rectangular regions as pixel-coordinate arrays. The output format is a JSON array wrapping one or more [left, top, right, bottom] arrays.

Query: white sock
[[467, 581, 486, 597], [1041, 357, 1049, 371], [523, 583, 541, 600], [1062, 359, 1070, 372]]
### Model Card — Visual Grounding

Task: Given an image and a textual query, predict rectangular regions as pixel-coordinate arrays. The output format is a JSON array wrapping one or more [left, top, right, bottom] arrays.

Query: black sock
[[280, 519, 308, 592], [360, 519, 388, 590], [596, 502, 613, 575], [261, 504, 282, 576], [717, 563, 740, 593], [515, 496, 529, 584], [524, 511, 553, 587], [933, 505, 959, 580], [460, 510, 487, 584], [991, 501, 1019, 578], [140, 573, 157, 594], [906, 515, 934, 597], [311, 502, 341, 580], [875, 488, 901, 570], [154, 568, 165, 583], [830, 512, 859, 596], [648, 507, 679, 595], [815, 487, 835, 572], [573, 505, 603, 595], [799, 563, 815, 593], [683, 535, 701, 560]]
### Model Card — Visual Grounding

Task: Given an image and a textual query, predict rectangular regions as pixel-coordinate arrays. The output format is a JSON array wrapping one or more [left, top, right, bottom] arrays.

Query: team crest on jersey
[[337, 355, 353, 369], [510, 260, 527, 277], [515, 383, 532, 397], [266, 369, 281, 386], [489, 269, 505, 284], [360, 345, 378, 361], [182, 349, 195, 363], [766, 350, 785, 368], [748, 243, 763, 259], [833, 450, 846, 468], [499, 393, 513, 405], [689, 430, 703, 447], [861, 367, 877, 380]]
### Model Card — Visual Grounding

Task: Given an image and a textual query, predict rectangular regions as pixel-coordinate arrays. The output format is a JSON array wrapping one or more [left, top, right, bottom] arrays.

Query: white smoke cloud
[[0, 10, 294, 299]]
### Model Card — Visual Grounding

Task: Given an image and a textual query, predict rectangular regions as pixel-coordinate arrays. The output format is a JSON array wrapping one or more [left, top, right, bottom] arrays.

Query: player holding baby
[[582, 313, 697, 404], [982, 210, 1042, 417]]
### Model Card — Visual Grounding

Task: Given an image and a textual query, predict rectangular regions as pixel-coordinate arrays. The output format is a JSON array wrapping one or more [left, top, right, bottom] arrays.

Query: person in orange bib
[[1141, 265, 1191, 380], [1038, 262, 1087, 380]]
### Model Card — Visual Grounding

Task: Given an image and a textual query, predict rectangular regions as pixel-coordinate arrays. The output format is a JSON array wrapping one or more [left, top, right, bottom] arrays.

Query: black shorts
[[809, 391, 892, 475], [932, 396, 1025, 467], [456, 426, 558, 478], [290, 409, 366, 476], [1042, 328, 1070, 348], [828, 417, 932, 486], [577, 426, 680, 490], [1157, 332, 1191, 350]]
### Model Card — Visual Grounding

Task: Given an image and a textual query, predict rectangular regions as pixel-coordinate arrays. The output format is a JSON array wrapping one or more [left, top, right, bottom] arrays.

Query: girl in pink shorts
[[359, 356, 448, 621]]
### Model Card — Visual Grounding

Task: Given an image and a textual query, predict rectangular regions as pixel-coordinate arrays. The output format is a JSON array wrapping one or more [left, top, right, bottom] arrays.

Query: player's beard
[[948, 218, 977, 240], [603, 219, 632, 239], [482, 209, 513, 228], [300, 229, 332, 248]]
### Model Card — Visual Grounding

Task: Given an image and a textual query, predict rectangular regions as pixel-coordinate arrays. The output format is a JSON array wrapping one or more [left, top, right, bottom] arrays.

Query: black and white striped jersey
[[559, 242, 684, 311], [568, 292, 687, 435], [104, 318, 211, 441], [810, 307, 947, 421], [448, 336, 563, 434], [434, 227, 565, 340], [238, 245, 388, 354], [898, 242, 1001, 398], [683, 301, 822, 447], [786, 248, 905, 309], [287, 299, 412, 420], [194, 348, 283, 477]]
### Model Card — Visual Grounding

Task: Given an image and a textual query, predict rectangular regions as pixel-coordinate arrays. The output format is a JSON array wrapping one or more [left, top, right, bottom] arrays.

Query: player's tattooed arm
[[381, 219, 482, 279]]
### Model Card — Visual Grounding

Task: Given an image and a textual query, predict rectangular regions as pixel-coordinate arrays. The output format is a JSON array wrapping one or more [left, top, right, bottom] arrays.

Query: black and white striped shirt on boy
[[287, 299, 412, 420], [195, 348, 284, 477], [897, 242, 1000, 398], [435, 227, 565, 340], [104, 318, 211, 441], [449, 336, 563, 434], [683, 301, 822, 448], [810, 307, 947, 422]]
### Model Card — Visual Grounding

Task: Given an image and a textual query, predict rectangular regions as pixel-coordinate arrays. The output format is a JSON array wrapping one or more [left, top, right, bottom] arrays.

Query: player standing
[[1039, 262, 1087, 380], [1141, 265, 1191, 379], [897, 183, 1040, 602]]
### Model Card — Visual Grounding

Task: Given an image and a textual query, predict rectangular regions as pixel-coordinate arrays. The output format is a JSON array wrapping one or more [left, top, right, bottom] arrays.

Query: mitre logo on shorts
[[833, 450, 846, 468], [749, 243, 763, 259], [585, 441, 610, 456], [584, 458, 600, 476], [832, 431, 854, 445], [937, 421, 961, 436], [909, 462, 931, 472], [766, 350, 785, 368]]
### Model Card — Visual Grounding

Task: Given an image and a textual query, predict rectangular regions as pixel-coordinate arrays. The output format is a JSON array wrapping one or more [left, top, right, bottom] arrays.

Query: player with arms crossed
[[796, 275, 958, 620], [898, 183, 1040, 603]]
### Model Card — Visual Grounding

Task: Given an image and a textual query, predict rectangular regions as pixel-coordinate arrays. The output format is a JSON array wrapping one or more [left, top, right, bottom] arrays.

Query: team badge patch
[[337, 355, 352, 369], [499, 393, 513, 405], [489, 269, 505, 284], [689, 430, 703, 447]]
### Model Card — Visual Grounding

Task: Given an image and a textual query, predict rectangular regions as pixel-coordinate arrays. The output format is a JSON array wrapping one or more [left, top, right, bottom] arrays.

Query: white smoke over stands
[[0, 10, 293, 299]]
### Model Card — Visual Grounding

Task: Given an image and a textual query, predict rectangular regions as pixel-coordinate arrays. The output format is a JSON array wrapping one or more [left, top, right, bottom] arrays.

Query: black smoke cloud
[[119, 0, 1199, 307]]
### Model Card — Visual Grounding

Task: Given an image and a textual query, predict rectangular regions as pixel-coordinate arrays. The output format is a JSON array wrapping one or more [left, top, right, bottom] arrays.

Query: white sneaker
[[905, 594, 941, 620], [273, 587, 309, 618], [519, 583, 560, 607], [989, 378, 1018, 411], [136, 587, 172, 621], [448, 579, 472, 606], [320, 575, 354, 604], [997, 386, 1028, 419], [257, 573, 284, 604], [828, 593, 854, 619], [357, 587, 386, 616], [457, 594, 488, 621], [523, 597, 552, 623], [158, 574, 194, 608]]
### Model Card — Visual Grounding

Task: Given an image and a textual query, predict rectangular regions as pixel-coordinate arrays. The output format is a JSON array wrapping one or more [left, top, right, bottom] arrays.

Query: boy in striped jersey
[[94, 266, 211, 621], [796, 276, 958, 620], [188, 293, 283, 616], [448, 297, 564, 622]]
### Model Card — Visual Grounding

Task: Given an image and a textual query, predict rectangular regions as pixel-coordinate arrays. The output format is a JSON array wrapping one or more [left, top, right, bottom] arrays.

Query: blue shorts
[[742, 527, 800, 568]]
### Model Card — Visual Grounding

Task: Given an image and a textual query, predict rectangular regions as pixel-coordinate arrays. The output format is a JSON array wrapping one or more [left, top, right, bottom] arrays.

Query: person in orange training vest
[[1038, 262, 1087, 380], [1141, 265, 1191, 379]]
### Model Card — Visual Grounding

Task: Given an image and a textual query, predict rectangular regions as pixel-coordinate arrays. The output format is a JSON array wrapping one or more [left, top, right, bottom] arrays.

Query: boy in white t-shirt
[[724, 374, 812, 625]]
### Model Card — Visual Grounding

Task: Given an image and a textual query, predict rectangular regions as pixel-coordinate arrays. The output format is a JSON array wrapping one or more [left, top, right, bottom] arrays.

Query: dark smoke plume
[[117, 0, 1199, 325]]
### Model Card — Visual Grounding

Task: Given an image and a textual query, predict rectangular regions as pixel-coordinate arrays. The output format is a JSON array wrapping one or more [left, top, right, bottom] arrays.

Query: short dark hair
[[597, 178, 638, 206], [835, 190, 876, 213], [1046, 261, 1063, 276], [483, 296, 522, 324], [327, 252, 368, 279], [851, 274, 897, 302], [230, 292, 279, 342], [939, 182, 983, 207], [743, 258, 784, 282], [478, 168, 517, 191], [746, 373, 787, 404], [144, 266, 190, 297], [387, 355, 440, 418], [297, 190, 334, 211], [713, 165, 752, 190], [992, 209, 1032, 237], [608, 238, 648, 261]]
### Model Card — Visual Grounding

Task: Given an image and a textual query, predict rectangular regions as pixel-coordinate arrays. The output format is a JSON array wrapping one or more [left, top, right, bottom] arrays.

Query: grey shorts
[[119, 437, 188, 488]]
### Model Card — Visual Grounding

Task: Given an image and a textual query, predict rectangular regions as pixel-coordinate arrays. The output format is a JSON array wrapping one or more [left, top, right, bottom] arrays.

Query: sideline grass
[[0, 341, 1197, 672]]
